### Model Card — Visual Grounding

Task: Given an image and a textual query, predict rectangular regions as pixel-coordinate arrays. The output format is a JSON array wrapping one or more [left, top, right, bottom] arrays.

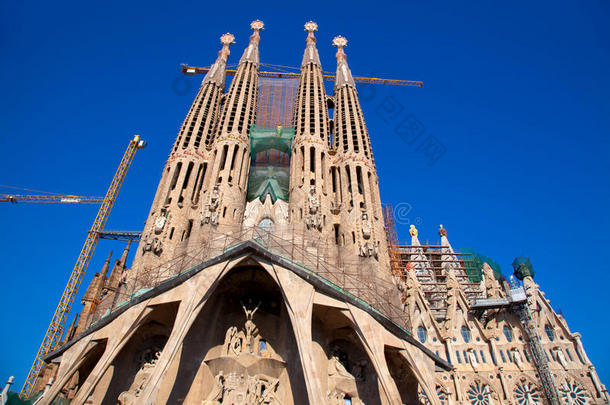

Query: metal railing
[[88, 225, 408, 332]]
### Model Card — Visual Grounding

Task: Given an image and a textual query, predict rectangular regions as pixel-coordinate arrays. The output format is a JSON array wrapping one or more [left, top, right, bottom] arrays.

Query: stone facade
[[33, 20, 607, 405]]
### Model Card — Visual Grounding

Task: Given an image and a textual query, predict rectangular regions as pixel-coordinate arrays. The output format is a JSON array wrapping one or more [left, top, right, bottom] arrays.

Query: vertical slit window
[[164, 162, 182, 204], [219, 145, 229, 171], [310, 147, 315, 173]]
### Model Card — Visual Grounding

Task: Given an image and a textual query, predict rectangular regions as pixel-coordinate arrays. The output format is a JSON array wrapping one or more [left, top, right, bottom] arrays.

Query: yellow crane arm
[[20, 135, 146, 399], [0, 194, 103, 204], [181, 65, 424, 88]]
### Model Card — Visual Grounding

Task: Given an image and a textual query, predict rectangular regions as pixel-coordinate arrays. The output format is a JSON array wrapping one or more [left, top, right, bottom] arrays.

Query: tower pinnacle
[[332, 35, 355, 88], [202, 33, 235, 87], [302, 21, 321, 67], [240, 20, 264, 64]]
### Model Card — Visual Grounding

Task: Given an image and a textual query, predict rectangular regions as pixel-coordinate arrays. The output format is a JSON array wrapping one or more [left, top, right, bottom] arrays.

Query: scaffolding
[[383, 204, 484, 320], [255, 77, 298, 128], [86, 224, 409, 335]]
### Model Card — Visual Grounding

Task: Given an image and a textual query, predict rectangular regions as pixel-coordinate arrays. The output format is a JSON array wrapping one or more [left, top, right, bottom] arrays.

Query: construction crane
[[181, 64, 424, 88], [20, 135, 146, 399], [0, 194, 103, 204]]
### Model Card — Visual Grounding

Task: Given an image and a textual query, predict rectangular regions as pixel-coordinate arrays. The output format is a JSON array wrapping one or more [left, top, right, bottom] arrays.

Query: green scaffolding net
[[246, 126, 294, 203], [460, 248, 504, 283]]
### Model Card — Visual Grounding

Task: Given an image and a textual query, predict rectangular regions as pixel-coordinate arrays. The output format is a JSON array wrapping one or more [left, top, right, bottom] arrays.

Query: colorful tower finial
[[302, 21, 321, 67], [409, 224, 418, 237], [305, 21, 318, 32], [438, 224, 447, 237], [332, 36, 355, 88], [203, 33, 235, 86], [332, 35, 348, 49], [240, 20, 263, 64], [251, 19, 264, 31], [220, 33, 235, 47]]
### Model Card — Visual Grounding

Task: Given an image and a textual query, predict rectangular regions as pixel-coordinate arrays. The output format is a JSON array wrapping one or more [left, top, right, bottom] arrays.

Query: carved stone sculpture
[[306, 185, 322, 231], [153, 209, 169, 234], [201, 185, 222, 226], [361, 212, 371, 239], [204, 371, 280, 404], [142, 237, 162, 255], [358, 240, 379, 259], [117, 351, 161, 405]]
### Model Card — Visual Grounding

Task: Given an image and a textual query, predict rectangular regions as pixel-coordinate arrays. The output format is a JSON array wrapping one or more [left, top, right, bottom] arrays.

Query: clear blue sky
[[1, 0, 608, 390]]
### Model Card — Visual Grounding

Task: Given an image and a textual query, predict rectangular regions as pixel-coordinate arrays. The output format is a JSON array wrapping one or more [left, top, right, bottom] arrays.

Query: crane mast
[[19, 135, 146, 399]]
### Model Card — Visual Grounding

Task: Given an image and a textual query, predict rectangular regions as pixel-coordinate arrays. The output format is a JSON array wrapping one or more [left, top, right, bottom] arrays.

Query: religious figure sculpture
[[117, 351, 161, 405], [241, 300, 261, 354], [142, 237, 162, 255], [361, 212, 371, 239], [202, 185, 222, 226], [306, 185, 322, 231]]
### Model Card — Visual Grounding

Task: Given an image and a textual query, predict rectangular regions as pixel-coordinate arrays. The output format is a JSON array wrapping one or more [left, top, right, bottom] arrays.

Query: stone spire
[[105, 240, 131, 294], [239, 20, 264, 65], [289, 21, 332, 242], [206, 20, 264, 233], [202, 33, 235, 87], [301, 21, 321, 67], [332, 36, 356, 89], [99, 250, 113, 279], [330, 35, 386, 272], [130, 31, 236, 275]]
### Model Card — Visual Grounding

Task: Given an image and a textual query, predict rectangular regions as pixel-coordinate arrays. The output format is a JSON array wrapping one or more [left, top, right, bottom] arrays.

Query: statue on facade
[[202, 371, 225, 404], [241, 300, 261, 354], [359, 240, 379, 259], [117, 350, 161, 405], [202, 185, 222, 226], [306, 185, 322, 231], [153, 208, 169, 234], [142, 237, 162, 255], [361, 212, 371, 239]]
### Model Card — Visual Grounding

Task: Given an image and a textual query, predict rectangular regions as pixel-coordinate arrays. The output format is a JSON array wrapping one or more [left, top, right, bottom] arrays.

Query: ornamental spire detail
[[239, 20, 264, 65], [301, 21, 321, 67], [332, 35, 355, 88], [202, 33, 235, 87]]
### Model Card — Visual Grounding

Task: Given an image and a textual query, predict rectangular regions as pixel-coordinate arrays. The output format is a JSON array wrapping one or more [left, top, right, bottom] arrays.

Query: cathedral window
[[219, 145, 229, 171], [514, 381, 541, 405], [184, 220, 193, 240], [490, 350, 497, 365], [257, 218, 274, 233], [500, 350, 506, 363], [258, 339, 267, 355], [463, 350, 469, 363], [559, 381, 589, 405], [455, 351, 461, 363], [417, 326, 427, 343], [479, 350, 486, 363], [355, 166, 364, 195], [461, 326, 471, 343], [566, 348, 573, 361], [334, 224, 340, 245], [466, 381, 492, 405], [169, 227, 174, 240], [503, 325, 513, 342], [165, 162, 183, 205], [544, 324, 555, 341]]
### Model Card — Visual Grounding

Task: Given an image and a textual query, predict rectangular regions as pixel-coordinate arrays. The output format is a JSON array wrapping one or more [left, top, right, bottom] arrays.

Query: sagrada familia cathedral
[[32, 20, 607, 405]]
